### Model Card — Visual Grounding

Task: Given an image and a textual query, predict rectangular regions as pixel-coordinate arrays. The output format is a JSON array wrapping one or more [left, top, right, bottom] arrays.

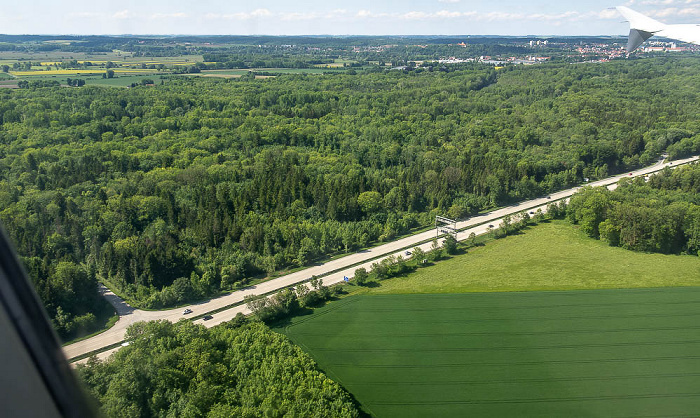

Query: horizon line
[[0, 33, 630, 38]]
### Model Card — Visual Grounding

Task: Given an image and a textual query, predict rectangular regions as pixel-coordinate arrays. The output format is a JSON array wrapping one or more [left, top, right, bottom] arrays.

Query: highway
[[66, 155, 699, 363]]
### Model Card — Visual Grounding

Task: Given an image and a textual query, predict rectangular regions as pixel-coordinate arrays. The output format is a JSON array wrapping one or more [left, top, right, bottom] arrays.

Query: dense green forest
[[77, 320, 359, 417], [567, 162, 700, 255], [1, 57, 700, 337]]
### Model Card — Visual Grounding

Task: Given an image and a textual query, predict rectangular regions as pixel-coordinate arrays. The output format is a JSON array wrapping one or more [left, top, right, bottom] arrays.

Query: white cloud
[[281, 11, 322, 21], [356, 10, 389, 18], [620, 3, 700, 19], [598, 9, 620, 19], [401, 11, 429, 20], [151, 13, 188, 20], [625, 0, 700, 6], [112, 10, 132, 20], [651, 6, 700, 17], [1, 14, 24, 22], [325, 9, 348, 19], [435, 10, 466, 18], [526, 11, 580, 21], [256, 8, 606, 23], [642, 0, 700, 5], [476, 11, 521, 21], [195, 7, 636, 29], [400, 10, 607, 23], [67, 12, 104, 19], [204, 9, 272, 20], [250, 9, 272, 18], [400, 10, 470, 19], [438, 0, 461, 3]]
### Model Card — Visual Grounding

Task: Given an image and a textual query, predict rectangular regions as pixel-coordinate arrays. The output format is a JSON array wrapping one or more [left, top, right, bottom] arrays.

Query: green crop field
[[282, 288, 700, 417]]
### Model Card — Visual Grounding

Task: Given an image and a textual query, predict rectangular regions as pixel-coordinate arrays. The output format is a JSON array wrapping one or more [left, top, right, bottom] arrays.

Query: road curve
[[67, 155, 699, 362]]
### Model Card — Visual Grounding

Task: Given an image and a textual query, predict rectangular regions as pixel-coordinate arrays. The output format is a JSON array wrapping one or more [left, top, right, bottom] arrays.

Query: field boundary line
[[346, 371, 700, 386], [306, 339, 700, 352], [371, 392, 700, 406]]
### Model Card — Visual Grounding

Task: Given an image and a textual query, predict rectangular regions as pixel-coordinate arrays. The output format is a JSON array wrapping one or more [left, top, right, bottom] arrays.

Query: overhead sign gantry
[[435, 215, 457, 239]]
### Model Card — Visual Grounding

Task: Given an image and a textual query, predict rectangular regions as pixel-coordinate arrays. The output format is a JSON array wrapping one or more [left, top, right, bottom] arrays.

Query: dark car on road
[[203, 315, 213, 321]]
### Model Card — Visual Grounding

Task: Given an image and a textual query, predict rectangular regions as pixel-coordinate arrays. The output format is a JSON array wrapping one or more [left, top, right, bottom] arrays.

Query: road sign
[[435, 215, 457, 239]]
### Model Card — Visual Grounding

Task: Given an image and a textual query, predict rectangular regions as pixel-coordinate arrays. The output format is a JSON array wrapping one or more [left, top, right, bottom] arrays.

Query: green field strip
[[328, 362, 700, 388], [292, 311, 700, 327], [300, 289, 700, 310], [367, 402, 700, 418], [366, 395, 700, 418], [303, 298, 700, 311], [290, 325, 700, 339], [341, 372, 700, 386], [315, 297, 700, 309], [325, 355, 700, 368], [343, 389, 700, 403], [368, 393, 700, 405], [357, 383, 700, 402], [325, 355, 700, 371], [296, 310, 700, 328], [306, 339, 700, 353]]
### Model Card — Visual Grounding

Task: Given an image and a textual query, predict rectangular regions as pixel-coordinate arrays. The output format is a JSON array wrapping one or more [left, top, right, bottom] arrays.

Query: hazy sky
[[1, 0, 699, 36]]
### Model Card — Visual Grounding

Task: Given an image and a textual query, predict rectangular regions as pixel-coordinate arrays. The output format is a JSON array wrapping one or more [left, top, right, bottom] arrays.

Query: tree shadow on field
[[268, 307, 315, 328], [509, 224, 536, 236], [360, 281, 381, 288]]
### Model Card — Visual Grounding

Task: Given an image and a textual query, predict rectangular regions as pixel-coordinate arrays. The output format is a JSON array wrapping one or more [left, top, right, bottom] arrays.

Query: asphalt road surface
[[67, 155, 699, 363]]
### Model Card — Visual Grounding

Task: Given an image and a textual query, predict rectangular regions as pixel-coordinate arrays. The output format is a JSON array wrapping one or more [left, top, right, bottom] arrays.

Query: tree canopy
[[567, 163, 700, 255], [77, 320, 360, 418]]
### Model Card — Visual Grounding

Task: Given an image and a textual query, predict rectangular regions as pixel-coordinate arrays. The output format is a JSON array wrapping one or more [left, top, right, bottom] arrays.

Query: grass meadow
[[279, 221, 700, 416], [371, 220, 700, 294]]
